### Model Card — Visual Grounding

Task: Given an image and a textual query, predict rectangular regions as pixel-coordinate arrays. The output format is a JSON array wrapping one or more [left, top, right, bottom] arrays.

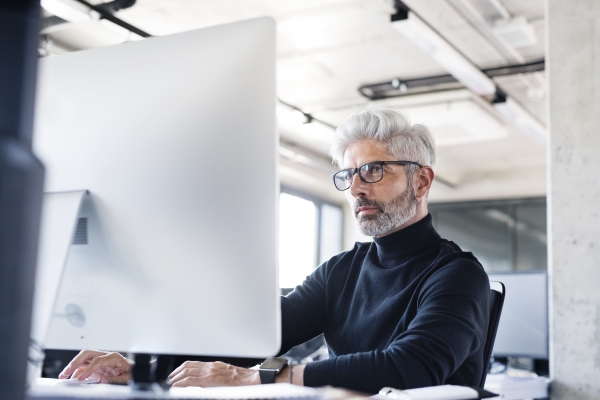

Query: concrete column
[[547, 1, 600, 399]]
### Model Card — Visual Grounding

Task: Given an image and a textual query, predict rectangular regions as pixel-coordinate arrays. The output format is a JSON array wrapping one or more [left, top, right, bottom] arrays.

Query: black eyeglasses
[[331, 161, 423, 191]]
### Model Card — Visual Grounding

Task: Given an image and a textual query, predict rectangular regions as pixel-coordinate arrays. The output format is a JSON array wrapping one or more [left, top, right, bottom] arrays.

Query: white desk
[[28, 378, 325, 399]]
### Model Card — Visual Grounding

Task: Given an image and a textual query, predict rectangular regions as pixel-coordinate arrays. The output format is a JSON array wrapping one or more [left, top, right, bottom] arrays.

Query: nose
[[348, 170, 369, 197]]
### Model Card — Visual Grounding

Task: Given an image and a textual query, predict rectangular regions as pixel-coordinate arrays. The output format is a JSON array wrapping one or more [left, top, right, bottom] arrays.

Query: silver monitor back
[[488, 271, 548, 359], [33, 17, 279, 358]]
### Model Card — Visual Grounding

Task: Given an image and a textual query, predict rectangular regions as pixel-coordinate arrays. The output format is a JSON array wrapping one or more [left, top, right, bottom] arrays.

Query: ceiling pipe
[[358, 59, 544, 100], [97, 0, 137, 14], [73, 0, 150, 37], [41, 0, 150, 37], [278, 99, 337, 130]]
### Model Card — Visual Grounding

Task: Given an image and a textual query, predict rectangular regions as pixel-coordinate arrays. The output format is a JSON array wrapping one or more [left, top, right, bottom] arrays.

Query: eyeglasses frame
[[331, 161, 424, 191]]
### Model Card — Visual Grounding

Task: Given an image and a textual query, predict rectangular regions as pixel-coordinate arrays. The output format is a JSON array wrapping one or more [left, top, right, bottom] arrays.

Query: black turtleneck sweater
[[279, 214, 490, 394]]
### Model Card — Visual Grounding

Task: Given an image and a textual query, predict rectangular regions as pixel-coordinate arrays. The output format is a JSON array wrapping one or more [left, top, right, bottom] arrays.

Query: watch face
[[261, 357, 287, 371]]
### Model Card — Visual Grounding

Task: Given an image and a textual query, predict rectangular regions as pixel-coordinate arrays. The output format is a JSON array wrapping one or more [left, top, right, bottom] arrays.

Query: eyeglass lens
[[333, 163, 384, 190], [334, 170, 353, 190], [360, 163, 383, 182]]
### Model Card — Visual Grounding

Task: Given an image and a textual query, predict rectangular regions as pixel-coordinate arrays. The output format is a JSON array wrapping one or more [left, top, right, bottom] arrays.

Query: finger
[[106, 374, 130, 385], [168, 361, 191, 380], [172, 376, 204, 388], [71, 366, 88, 380], [76, 354, 123, 381], [168, 361, 203, 380], [59, 350, 107, 379], [59, 350, 105, 379], [168, 367, 205, 386]]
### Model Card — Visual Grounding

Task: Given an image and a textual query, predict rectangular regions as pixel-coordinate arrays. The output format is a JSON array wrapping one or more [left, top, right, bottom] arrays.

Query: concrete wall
[[547, 1, 600, 399]]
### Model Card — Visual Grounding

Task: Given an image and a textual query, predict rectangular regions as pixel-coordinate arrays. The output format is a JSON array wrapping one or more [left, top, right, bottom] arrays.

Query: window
[[279, 193, 316, 289], [430, 198, 547, 272], [279, 190, 343, 289]]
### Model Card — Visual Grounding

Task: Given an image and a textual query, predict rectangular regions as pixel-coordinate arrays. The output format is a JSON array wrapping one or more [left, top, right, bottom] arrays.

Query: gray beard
[[353, 184, 418, 237]]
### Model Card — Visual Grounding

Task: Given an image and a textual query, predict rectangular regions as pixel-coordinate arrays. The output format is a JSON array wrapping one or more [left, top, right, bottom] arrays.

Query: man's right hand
[[59, 350, 133, 384]]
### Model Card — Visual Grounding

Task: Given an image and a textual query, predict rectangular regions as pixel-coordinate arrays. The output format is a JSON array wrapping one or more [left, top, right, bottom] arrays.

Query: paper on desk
[[378, 385, 479, 400], [484, 374, 550, 400]]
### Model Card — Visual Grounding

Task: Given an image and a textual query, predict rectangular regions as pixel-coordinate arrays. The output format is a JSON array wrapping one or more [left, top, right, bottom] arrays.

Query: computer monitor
[[32, 17, 279, 359], [487, 271, 548, 359]]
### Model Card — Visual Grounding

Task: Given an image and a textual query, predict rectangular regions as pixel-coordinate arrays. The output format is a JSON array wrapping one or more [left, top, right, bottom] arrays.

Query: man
[[59, 108, 490, 394]]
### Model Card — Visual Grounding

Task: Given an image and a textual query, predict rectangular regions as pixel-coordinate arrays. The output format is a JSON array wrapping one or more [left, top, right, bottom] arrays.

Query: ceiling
[[39, 0, 547, 206]]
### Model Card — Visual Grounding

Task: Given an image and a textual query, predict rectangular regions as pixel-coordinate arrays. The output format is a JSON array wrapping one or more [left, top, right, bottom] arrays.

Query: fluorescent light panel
[[41, 0, 97, 23], [392, 11, 496, 96], [494, 98, 546, 142], [41, 0, 142, 42], [392, 12, 546, 143]]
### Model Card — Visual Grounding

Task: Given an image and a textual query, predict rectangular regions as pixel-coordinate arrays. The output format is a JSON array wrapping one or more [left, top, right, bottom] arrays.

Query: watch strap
[[259, 369, 277, 384], [259, 357, 288, 384]]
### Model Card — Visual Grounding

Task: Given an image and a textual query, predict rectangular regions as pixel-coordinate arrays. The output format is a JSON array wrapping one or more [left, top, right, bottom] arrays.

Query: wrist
[[274, 364, 305, 385], [275, 365, 291, 384], [293, 364, 305, 386], [250, 369, 261, 385]]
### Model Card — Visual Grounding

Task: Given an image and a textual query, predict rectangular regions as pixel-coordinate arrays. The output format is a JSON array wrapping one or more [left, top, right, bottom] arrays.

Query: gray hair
[[329, 108, 436, 173]]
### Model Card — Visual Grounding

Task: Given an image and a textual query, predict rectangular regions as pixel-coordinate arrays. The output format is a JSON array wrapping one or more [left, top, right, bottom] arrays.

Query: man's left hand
[[167, 361, 260, 387]]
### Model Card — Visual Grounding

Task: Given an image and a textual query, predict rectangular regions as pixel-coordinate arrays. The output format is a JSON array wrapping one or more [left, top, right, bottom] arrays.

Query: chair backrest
[[479, 281, 505, 388]]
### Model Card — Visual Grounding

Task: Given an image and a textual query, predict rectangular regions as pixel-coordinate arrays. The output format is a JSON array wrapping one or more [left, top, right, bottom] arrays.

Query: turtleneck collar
[[372, 214, 441, 261]]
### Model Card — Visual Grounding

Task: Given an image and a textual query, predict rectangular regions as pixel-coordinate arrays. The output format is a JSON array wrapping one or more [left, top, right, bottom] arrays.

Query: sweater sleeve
[[278, 260, 329, 355], [303, 258, 490, 394]]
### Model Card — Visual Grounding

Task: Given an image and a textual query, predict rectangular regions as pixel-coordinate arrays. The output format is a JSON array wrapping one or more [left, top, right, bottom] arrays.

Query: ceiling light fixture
[[389, 2, 546, 142], [41, 0, 98, 23], [493, 97, 546, 142], [391, 11, 496, 96], [41, 0, 151, 38]]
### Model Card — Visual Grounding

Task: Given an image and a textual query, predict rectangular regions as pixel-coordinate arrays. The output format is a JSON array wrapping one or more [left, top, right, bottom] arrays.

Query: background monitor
[[488, 271, 548, 359], [32, 17, 279, 358]]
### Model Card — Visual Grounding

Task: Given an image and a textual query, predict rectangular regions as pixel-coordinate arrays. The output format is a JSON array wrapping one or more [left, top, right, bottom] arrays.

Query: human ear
[[414, 166, 434, 199]]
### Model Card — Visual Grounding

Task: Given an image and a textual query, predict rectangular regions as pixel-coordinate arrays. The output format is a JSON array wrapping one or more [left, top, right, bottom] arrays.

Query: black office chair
[[478, 281, 505, 388]]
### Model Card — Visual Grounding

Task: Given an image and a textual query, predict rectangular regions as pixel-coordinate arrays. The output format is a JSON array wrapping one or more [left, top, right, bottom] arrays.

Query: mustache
[[354, 198, 384, 213]]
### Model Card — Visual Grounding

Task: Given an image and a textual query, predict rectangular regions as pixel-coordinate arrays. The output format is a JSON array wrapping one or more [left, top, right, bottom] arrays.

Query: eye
[[369, 164, 382, 173]]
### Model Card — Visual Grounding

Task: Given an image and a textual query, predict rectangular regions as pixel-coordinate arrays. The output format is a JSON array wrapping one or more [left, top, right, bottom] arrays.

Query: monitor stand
[[131, 354, 156, 390], [129, 353, 174, 394], [28, 190, 88, 388]]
